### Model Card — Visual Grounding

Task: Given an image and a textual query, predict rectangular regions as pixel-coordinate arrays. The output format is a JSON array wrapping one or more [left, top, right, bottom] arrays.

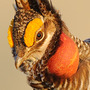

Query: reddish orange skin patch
[[47, 32, 79, 78]]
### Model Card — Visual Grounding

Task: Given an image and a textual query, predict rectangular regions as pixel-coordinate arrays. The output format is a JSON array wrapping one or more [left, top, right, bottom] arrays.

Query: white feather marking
[[83, 46, 86, 51], [68, 80, 72, 90], [81, 41, 83, 45], [63, 79, 68, 88], [79, 75, 84, 90], [78, 43, 81, 48], [79, 52, 82, 56], [57, 84, 62, 90], [71, 36, 74, 40], [73, 78, 78, 90]]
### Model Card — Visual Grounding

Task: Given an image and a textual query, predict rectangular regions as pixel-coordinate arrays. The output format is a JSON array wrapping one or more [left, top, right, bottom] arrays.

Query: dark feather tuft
[[28, 0, 41, 13], [84, 38, 90, 43]]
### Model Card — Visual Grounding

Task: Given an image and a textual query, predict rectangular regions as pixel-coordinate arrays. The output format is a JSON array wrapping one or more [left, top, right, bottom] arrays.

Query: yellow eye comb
[[24, 18, 43, 47], [7, 19, 14, 48]]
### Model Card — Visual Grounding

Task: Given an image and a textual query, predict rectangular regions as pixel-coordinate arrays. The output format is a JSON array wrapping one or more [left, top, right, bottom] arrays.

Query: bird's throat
[[48, 32, 79, 78]]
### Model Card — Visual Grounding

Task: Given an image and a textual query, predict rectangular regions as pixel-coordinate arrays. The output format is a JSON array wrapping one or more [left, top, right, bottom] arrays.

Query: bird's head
[[8, 0, 79, 82]]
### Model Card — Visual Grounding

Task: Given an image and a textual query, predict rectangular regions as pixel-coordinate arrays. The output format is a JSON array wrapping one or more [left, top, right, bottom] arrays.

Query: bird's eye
[[36, 31, 43, 41]]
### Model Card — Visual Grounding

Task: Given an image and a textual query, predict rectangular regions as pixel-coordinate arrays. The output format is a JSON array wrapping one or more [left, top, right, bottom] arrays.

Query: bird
[[7, 0, 90, 90]]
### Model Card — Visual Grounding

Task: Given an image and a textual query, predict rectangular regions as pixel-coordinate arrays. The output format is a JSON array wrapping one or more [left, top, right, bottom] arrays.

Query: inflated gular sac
[[48, 32, 79, 78]]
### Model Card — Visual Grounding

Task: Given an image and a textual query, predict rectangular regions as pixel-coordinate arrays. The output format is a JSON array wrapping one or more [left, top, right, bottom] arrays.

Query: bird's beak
[[15, 57, 24, 69], [15, 50, 37, 69]]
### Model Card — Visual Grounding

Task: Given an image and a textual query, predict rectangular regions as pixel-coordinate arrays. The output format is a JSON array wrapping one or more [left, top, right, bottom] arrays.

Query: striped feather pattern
[[26, 58, 90, 90], [57, 60, 90, 90]]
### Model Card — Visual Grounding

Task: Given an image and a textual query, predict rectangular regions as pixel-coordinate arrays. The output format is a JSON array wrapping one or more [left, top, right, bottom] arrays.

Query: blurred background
[[0, 0, 90, 90]]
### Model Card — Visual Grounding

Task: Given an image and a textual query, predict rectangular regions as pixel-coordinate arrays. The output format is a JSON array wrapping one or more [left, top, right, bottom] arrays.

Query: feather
[[84, 38, 90, 43], [28, 0, 40, 13], [15, 0, 30, 10], [36, 0, 57, 15]]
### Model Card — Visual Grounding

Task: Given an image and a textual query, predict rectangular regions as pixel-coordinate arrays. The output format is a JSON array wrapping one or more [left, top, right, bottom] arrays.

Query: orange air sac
[[47, 32, 79, 78]]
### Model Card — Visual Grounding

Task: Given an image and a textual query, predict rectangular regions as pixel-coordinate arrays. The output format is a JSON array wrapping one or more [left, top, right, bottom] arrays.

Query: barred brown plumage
[[62, 21, 90, 61], [8, 0, 90, 90]]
